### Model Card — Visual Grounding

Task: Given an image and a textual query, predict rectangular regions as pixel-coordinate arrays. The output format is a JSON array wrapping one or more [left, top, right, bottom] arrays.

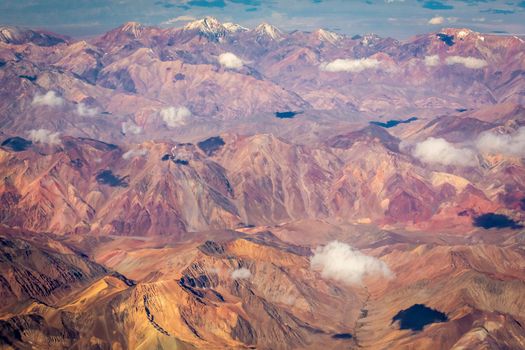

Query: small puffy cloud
[[413, 137, 477, 166], [28, 129, 61, 145], [424, 55, 440, 67], [428, 16, 457, 25], [411, 129, 525, 165], [76, 103, 98, 117], [32, 91, 64, 107], [121, 121, 143, 135], [476, 127, 525, 157], [320, 58, 380, 73], [310, 241, 393, 285], [428, 16, 445, 25], [122, 148, 148, 160], [218, 52, 244, 69], [161, 106, 191, 128], [231, 267, 251, 280], [445, 56, 487, 69], [162, 15, 196, 25]]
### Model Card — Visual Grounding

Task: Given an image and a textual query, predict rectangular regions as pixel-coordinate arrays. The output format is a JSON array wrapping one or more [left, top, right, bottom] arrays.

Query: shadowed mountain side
[[0, 131, 523, 235]]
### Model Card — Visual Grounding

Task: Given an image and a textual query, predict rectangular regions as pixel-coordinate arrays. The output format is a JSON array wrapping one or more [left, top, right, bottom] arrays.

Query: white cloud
[[310, 241, 393, 285], [218, 52, 244, 69], [413, 137, 477, 166], [428, 16, 445, 25], [411, 129, 525, 165], [122, 148, 148, 160], [121, 121, 143, 135], [27, 129, 61, 145], [424, 55, 440, 67], [231, 267, 251, 280], [76, 103, 98, 117], [428, 16, 457, 25], [472, 17, 486, 22], [32, 91, 64, 107], [161, 106, 191, 128], [162, 15, 196, 25], [476, 127, 525, 157], [445, 56, 488, 69], [320, 58, 380, 73], [424, 55, 487, 69]]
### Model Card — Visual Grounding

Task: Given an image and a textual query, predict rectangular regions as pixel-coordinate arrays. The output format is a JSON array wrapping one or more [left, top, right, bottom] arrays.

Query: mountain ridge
[[0, 17, 524, 350]]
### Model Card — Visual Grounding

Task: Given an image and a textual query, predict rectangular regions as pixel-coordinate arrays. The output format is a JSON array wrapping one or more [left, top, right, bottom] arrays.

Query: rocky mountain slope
[[0, 18, 524, 349], [1, 223, 525, 349]]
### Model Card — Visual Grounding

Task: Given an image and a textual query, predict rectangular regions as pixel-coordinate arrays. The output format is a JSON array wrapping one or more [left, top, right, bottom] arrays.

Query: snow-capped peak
[[254, 23, 282, 40], [183, 16, 229, 41], [457, 29, 471, 39], [360, 33, 381, 46], [184, 16, 223, 33], [120, 22, 144, 37], [315, 29, 342, 44], [440, 28, 478, 40], [0, 26, 25, 43], [223, 22, 248, 33]]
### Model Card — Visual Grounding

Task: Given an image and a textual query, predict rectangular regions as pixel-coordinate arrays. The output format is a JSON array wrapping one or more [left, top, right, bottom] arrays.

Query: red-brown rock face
[[0, 18, 524, 350]]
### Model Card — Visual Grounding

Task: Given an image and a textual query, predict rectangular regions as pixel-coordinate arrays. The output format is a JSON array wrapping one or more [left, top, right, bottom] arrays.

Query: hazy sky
[[1, 0, 524, 38]]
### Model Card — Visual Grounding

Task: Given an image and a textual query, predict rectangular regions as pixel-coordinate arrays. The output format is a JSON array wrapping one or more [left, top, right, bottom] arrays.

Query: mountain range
[[0, 17, 524, 349]]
